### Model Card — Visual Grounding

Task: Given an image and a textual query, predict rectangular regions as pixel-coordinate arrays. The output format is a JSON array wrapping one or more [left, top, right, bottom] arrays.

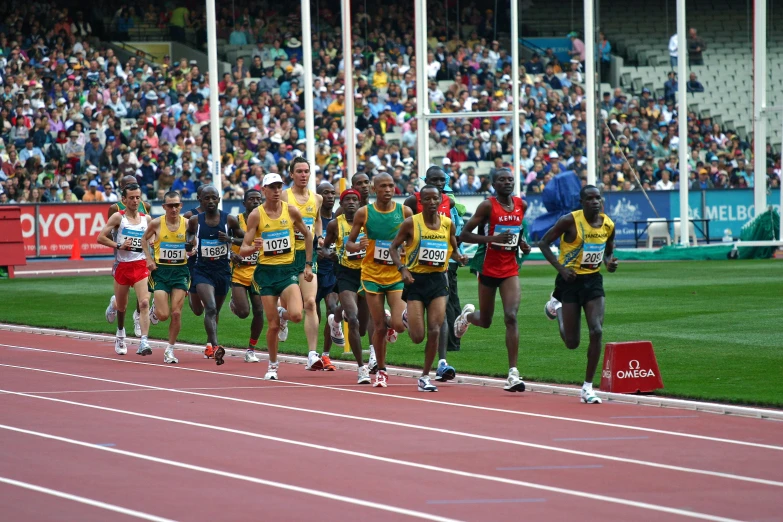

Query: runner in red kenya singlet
[[454, 168, 531, 393]]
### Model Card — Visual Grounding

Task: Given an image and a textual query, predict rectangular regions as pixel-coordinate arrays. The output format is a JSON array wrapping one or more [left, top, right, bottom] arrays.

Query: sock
[[583, 381, 593, 392], [309, 350, 319, 358], [369, 345, 376, 359], [141, 335, 148, 343], [323, 350, 330, 357], [167, 344, 175, 350], [249, 338, 258, 349], [509, 366, 517, 374], [116, 328, 125, 337], [438, 358, 447, 367], [269, 361, 279, 368]]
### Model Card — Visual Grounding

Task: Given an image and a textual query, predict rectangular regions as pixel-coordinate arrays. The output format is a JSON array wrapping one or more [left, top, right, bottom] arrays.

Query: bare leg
[[466, 281, 497, 328], [582, 297, 606, 383], [340, 290, 364, 366], [167, 289, 186, 345], [557, 302, 582, 350], [299, 272, 319, 352], [196, 283, 219, 346], [132, 279, 150, 336], [422, 296, 447, 376], [231, 285, 250, 319], [114, 281, 130, 331], [365, 292, 388, 369], [497, 276, 521, 369], [249, 294, 265, 347]]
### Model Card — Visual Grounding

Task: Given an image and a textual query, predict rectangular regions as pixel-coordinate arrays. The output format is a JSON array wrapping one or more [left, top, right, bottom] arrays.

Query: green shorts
[[361, 279, 404, 295], [252, 264, 299, 297], [292, 250, 318, 275], [149, 264, 190, 294]]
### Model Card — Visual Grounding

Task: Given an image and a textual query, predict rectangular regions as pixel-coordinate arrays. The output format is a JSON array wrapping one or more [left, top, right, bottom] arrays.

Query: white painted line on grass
[[0, 423, 462, 522], [0, 390, 745, 522], [0, 476, 176, 522], [1, 364, 781, 489], [2, 342, 781, 451]]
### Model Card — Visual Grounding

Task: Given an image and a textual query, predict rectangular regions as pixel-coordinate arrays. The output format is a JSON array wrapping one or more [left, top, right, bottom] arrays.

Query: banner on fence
[[602, 191, 671, 245], [20, 203, 115, 257]]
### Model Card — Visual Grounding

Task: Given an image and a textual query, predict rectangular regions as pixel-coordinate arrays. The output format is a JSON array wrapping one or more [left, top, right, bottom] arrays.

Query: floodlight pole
[[302, 0, 316, 192], [510, 0, 521, 196], [753, 0, 767, 215], [341, 0, 356, 183], [206, 0, 222, 209], [676, 0, 689, 245], [415, 0, 429, 180], [584, 0, 597, 186]]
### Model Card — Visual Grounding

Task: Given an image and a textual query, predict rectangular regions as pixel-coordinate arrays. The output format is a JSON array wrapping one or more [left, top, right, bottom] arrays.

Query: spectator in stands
[[664, 72, 678, 103], [687, 73, 705, 94], [598, 32, 612, 83], [568, 32, 586, 70], [524, 53, 544, 75], [687, 28, 707, 66], [668, 33, 679, 68]]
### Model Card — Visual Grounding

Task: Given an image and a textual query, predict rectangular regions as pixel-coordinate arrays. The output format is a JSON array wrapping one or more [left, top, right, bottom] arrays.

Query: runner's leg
[[445, 264, 461, 351], [557, 302, 582, 349], [197, 283, 219, 346], [153, 290, 171, 322], [231, 285, 250, 319], [386, 291, 407, 333], [323, 291, 340, 355], [132, 278, 151, 336], [299, 273, 319, 352], [423, 297, 447, 376], [261, 295, 282, 364], [405, 300, 425, 344], [114, 281, 129, 331], [365, 292, 388, 368], [340, 289, 364, 365], [168, 289, 187, 346], [582, 297, 605, 383], [249, 294, 265, 348], [189, 290, 205, 316], [497, 276, 521, 369], [466, 281, 497, 328]]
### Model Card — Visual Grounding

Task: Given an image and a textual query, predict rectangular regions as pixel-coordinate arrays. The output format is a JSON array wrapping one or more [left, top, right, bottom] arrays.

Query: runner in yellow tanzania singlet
[[286, 187, 319, 274], [336, 214, 365, 271], [231, 213, 259, 287], [251, 202, 299, 297], [558, 210, 615, 275], [405, 213, 453, 274]]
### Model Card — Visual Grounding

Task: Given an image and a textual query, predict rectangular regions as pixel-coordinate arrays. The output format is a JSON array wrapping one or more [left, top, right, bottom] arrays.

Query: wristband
[[116, 242, 122, 250], [397, 265, 406, 272], [305, 261, 314, 266]]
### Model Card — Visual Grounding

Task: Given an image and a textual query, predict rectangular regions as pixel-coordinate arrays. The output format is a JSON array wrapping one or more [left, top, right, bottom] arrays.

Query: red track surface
[[1, 330, 782, 521]]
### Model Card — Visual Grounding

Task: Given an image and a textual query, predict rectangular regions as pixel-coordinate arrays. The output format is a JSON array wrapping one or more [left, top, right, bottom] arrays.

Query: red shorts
[[113, 259, 150, 287]]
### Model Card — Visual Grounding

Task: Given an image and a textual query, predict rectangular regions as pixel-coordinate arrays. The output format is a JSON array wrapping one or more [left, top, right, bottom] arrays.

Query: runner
[[392, 185, 466, 392], [314, 182, 344, 371], [104, 175, 153, 336], [539, 185, 618, 405], [455, 168, 531, 392], [229, 189, 265, 363], [334, 172, 371, 217], [322, 188, 372, 384], [279, 158, 323, 371], [141, 190, 190, 364], [240, 173, 314, 380], [184, 185, 206, 316], [97, 183, 153, 356], [185, 185, 244, 366], [346, 173, 412, 388], [403, 166, 457, 382]]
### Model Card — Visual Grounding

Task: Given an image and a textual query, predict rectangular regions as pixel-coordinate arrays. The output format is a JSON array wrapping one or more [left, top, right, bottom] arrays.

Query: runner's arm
[[186, 215, 199, 252], [346, 207, 368, 252], [458, 200, 497, 244], [97, 213, 125, 249], [449, 220, 467, 264], [107, 203, 118, 219], [226, 215, 245, 245], [313, 194, 323, 239], [290, 206, 314, 261], [239, 208, 261, 257], [141, 218, 160, 270], [604, 228, 618, 272], [539, 214, 577, 274], [389, 217, 413, 269], [320, 218, 339, 260]]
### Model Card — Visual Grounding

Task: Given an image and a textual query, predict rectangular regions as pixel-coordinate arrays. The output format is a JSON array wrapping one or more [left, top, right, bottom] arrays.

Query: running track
[[1, 330, 782, 521]]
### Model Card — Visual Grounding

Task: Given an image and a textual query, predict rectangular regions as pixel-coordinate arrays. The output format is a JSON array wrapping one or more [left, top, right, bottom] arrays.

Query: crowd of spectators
[[0, 1, 780, 207]]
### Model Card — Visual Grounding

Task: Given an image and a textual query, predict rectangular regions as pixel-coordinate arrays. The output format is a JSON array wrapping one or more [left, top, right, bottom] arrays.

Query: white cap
[[549, 151, 559, 159], [442, 157, 451, 165], [262, 173, 284, 186]]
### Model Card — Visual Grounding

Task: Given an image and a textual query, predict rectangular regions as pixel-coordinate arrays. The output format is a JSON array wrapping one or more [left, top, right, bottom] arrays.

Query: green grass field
[[1, 260, 782, 407]]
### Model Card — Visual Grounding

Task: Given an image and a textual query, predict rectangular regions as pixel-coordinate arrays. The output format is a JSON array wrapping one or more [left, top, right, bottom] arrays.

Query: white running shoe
[[136, 340, 152, 356], [244, 350, 260, 363], [417, 375, 438, 392], [327, 314, 345, 346], [265, 364, 279, 380], [114, 336, 127, 355], [105, 296, 117, 324], [132, 310, 142, 337], [305, 351, 324, 371], [384, 309, 398, 343], [581, 388, 603, 404], [545, 293, 562, 320], [149, 304, 159, 325], [373, 370, 388, 388], [368, 351, 378, 374], [454, 304, 475, 339], [402, 308, 409, 330], [503, 368, 526, 392], [163, 346, 178, 364], [277, 306, 289, 342], [357, 365, 371, 384]]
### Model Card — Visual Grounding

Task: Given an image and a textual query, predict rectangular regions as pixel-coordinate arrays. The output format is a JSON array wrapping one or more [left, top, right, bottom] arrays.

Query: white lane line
[[1, 365, 781, 489], [2, 343, 780, 452], [0, 392, 745, 522], [0, 424, 462, 522], [0, 476, 176, 522], [23, 384, 404, 395]]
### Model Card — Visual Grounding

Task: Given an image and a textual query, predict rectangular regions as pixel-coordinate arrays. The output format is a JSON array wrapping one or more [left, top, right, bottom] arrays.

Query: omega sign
[[599, 341, 664, 394], [615, 360, 656, 379]]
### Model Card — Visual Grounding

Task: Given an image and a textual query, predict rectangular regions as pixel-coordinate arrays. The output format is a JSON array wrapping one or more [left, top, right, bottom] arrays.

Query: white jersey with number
[[115, 211, 148, 263]]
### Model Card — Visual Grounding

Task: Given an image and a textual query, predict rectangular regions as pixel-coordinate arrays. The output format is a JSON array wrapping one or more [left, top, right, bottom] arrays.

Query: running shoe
[[402, 308, 409, 330], [357, 365, 371, 384], [322, 354, 336, 371], [373, 369, 388, 388], [435, 360, 456, 382], [384, 309, 398, 343], [149, 303, 159, 325], [114, 336, 127, 355], [581, 388, 603, 404], [265, 363, 279, 380], [132, 310, 142, 337], [454, 303, 474, 338], [214, 346, 225, 366], [368, 356, 378, 375], [545, 293, 562, 320], [106, 296, 117, 324], [417, 375, 438, 392], [163, 346, 178, 364], [137, 340, 152, 356], [204, 344, 215, 359], [305, 351, 324, 371], [277, 306, 289, 342], [327, 314, 345, 346], [244, 350, 260, 363], [503, 368, 526, 392]]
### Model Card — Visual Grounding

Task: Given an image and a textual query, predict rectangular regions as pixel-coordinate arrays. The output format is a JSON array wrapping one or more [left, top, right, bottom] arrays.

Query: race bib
[[490, 225, 520, 251], [200, 238, 228, 259], [262, 230, 292, 256], [373, 239, 393, 265], [294, 217, 314, 241], [119, 227, 144, 252], [580, 243, 605, 269], [158, 241, 186, 264], [346, 233, 366, 260], [238, 250, 259, 265], [418, 239, 448, 267]]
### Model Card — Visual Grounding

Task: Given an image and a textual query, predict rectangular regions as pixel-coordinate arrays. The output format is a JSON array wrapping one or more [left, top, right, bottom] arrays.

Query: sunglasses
[[163, 203, 182, 208]]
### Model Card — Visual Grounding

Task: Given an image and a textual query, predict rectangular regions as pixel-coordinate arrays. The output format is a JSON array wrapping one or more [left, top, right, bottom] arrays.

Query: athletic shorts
[[477, 273, 515, 289], [191, 266, 232, 297], [553, 272, 605, 307], [113, 259, 149, 287], [336, 264, 364, 295], [292, 250, 318, 275], [361, 279, 404, 295], [231, 264, 255, 288], [149, 264, 190, 294], [252, 264, 299, 297], [402, 271, 449, 308]]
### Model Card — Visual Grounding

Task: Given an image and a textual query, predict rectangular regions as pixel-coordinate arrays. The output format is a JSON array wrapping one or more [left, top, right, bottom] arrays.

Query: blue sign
[[668, 189, 781, 239], [602, 191, 671, 245], [520, 38, 572, 64]]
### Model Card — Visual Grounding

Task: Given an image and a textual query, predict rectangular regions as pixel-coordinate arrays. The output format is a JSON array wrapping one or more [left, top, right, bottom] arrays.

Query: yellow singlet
[[286, 188, 318, 251], [558, 210, 615, 275], [335, 214, 365, 270], [255, 202, 296, 266], [232, 213, 258, 286], [153, 215, 188, 266], [405, 213, 453, 274]]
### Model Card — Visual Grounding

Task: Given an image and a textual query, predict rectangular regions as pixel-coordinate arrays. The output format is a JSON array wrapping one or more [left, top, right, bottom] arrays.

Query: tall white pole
[[415, 0, 429, 181], [510, 0, 521, 197], [753, 0, 767, 215], [206, 0, 222, 209], [780, 120, 782, 240], [341, 0, 356, 183], [676, 0, 689, 245], [301, 0, 316, 192], [583, 0, 597, 186]]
